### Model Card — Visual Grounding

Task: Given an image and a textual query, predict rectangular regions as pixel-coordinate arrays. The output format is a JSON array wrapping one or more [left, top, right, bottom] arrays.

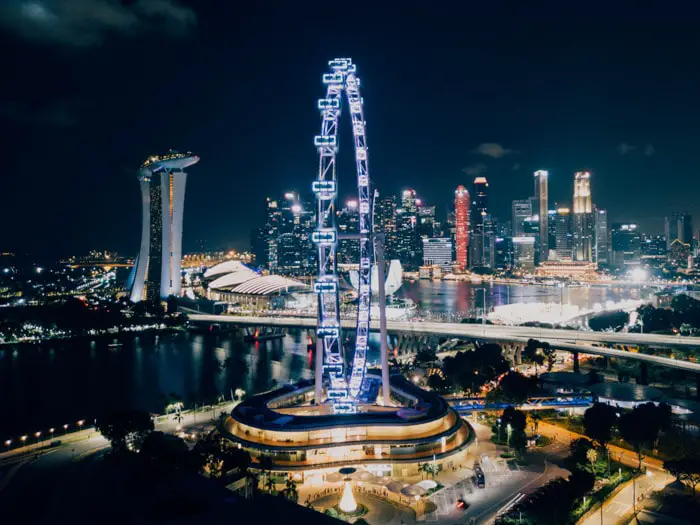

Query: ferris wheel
[[312, 58, 372, 413]]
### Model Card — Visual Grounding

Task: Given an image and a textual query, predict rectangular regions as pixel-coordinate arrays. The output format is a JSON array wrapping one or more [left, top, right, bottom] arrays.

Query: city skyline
[[3, 5, 700, 256]]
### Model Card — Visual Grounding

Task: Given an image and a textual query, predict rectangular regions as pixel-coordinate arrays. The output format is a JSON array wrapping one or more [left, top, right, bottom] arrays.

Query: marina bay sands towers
[[127, 151, 199, 302]]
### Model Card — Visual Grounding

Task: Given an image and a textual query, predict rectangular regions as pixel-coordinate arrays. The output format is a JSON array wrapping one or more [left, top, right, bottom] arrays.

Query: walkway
[[536, 420, 674, 525]]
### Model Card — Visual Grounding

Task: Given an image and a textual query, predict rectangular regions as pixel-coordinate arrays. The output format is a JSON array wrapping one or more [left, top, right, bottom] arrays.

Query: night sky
[[2, 2, 699, 258]]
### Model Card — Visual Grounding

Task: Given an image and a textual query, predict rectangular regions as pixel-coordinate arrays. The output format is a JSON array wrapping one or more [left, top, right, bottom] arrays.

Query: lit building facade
[[127, 151, 199, 302], [533, 170, 549, 263], [611, 223, 642, 270], [337, 200, 360, 264], [665, 213, 693, 251], [221, 374, 473, 480], [554, 208, 573, 261], [454, 185, 470, 270], [469, 177, 494, 268], [511, 199, 532, 238], [374, 195, 398, 260], [512, 236, 536, 270], [572, 171, 594, 261], [422, 238, 453, 269], [594, 208, 609, 265]]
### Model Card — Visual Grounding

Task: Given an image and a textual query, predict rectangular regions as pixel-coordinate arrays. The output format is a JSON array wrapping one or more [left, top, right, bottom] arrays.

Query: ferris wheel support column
[[375, 233, 391, 406], [315, 334, 324, 404]]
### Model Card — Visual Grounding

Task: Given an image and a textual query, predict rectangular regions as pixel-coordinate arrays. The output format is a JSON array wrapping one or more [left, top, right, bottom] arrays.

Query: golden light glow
[[339, 480, 358, 513]]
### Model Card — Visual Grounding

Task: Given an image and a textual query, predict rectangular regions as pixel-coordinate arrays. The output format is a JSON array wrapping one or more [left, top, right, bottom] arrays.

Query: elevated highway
[[188, 314, 700, 373]]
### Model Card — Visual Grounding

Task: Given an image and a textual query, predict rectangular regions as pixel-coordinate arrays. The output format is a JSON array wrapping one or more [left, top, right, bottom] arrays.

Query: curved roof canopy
[[229, 275, 307, 296], [205, 260, 255, 280]]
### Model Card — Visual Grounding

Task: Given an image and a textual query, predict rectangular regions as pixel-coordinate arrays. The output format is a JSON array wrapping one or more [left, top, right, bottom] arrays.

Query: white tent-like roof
[[229, 275, 307, 296], [208, 266, 260, 290], [204, 260, 250, 279]]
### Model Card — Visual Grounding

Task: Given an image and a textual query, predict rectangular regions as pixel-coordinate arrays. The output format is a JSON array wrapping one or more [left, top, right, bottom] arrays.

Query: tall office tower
[[611, 223, 642, 270], [554, 207, 573, 260], [337, 200, 360, 264], [512, 237, 536, 270], [511, 199, 532, 237], [572, 171, 594, 261], [594, 208, 609, 264], [418, 205, 437, 238], [469, 177, 493, 267], [533, 170, 549, 263], [374, 195, 398, 259], [401, 189, 418, 213], [127, 151, 199, 303], [494, 237, 513, 270], [422, 238, 453, 269], [396, 210, 421, 269], [665, 213, 694, 250], [454, 185, 470, 270], [547, 209, 557, 254]]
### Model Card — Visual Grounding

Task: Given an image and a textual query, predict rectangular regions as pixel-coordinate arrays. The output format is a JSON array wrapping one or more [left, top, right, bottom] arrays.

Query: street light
[[63, 424, 68, 435], [49, 428, 55, 440], [5, 439, 11, 450], [77, 420, 85, 430], [20, 435, 27, 445]]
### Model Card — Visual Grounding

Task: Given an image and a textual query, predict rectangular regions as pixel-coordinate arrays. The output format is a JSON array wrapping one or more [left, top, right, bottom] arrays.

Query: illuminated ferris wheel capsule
[[313, 58, 373, 412]]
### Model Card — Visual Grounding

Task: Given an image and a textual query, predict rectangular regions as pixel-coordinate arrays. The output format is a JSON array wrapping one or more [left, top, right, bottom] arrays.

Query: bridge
[[188, 314, 700, 373]]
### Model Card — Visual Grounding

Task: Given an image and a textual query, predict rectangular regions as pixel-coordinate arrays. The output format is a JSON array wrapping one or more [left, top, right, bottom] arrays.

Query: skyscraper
[[127, 151, 199, 302], [469, 177, 494, 268], [454, 185, 470, 270], [374, 195, 398, 260], [337, 200, 360, 264], [511, 199, 532, 238], [422, 238, 453, 269], [611, 223, 642, 270], [573, 171, 594, 261], [554, 207, 573, 260], [665, 213, 693, 250], [533, 170, 549, 263], [594, 208, 609, 264]]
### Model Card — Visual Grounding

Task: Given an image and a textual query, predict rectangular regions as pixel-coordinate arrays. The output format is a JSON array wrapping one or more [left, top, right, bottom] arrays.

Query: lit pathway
[[535, 420, 673, 525]]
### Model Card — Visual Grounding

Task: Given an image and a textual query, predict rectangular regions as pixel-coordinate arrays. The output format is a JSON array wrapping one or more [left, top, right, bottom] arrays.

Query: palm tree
[[258, 455, 274, 493], [586, 448, 598, 475], [285, 476, 299, 502]]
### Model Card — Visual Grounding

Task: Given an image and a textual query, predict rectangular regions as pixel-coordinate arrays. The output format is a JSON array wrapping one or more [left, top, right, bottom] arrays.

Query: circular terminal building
[[221, 373, 474, 483]]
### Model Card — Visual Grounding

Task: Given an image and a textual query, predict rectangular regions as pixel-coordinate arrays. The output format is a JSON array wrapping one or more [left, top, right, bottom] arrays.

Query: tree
[[583, 403, 617, 451], [636, 304, 673, 333], [414, 348, 437, 365], [529, 411, 543, 435], [441, 344, 509, 394], [568, 468, 595, 496], [664, 456, 700, 494], [586, 449, 598, 474], [569, 438, 595, 468], [96, 409, 154, 453], [258, 455, 274, 493], [509, 429, 528, 455], [140, 432, 193, 473], [486, 371, 538, 406], [523, 339, 546, 376], [284, 476, 299, 502], [588, 310, 630, 332], [619, 408, 655, 470], [500, 406, 527, 432], [419, 462, 441, 479]]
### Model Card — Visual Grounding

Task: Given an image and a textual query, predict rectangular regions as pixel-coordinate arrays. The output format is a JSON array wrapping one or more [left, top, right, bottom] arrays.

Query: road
[[536, 420, 674, 525], [189, 314, 700, 372], [0, 432, 110, 524], [421, 421, 570, 524]]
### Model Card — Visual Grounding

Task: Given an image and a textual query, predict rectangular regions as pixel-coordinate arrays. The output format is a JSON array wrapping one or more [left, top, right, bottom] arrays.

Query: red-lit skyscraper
[[454, 185, 470, 270]]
